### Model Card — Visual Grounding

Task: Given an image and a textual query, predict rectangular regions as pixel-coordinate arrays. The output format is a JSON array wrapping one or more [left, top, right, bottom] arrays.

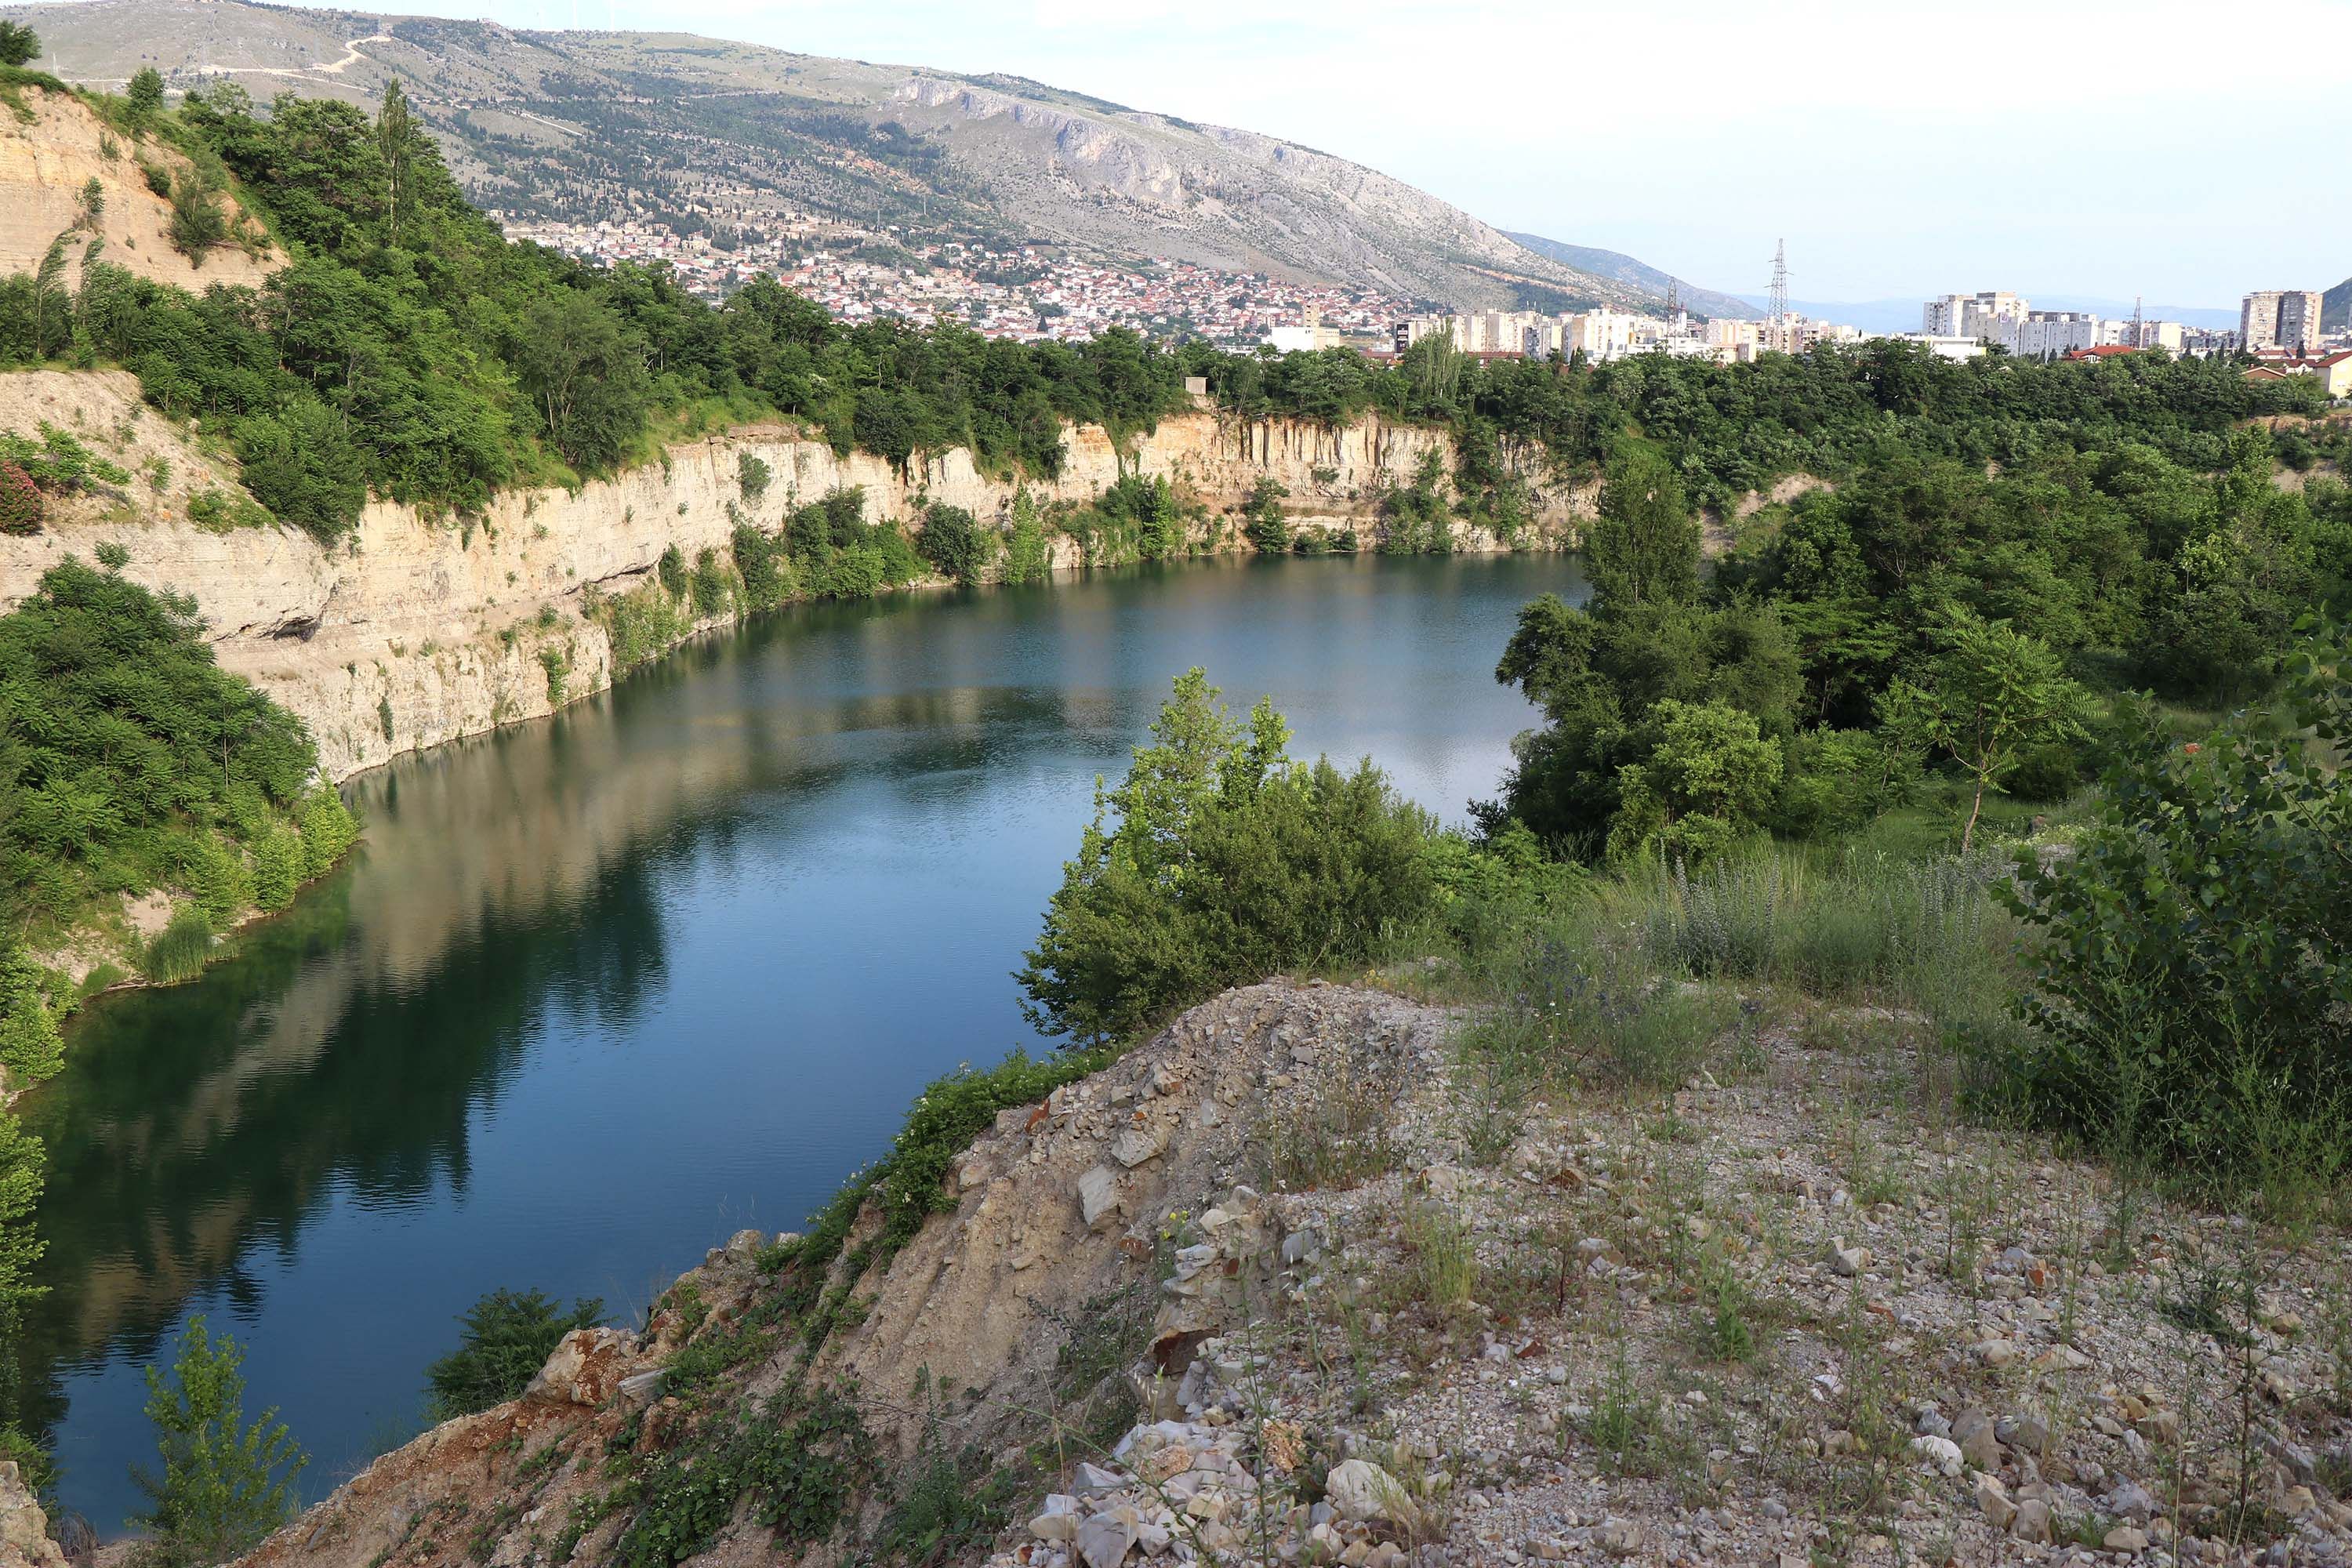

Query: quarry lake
[[20, 550, 1587, 1533]]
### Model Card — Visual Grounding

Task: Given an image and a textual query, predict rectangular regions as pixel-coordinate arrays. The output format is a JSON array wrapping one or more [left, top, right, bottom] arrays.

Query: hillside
[[229, 978, 2352, 1568], [0, 79, 280, 289], [2328, 274, 2350, 332], [12, 0, 1655, 313], [1503, 230, 1758, 321]]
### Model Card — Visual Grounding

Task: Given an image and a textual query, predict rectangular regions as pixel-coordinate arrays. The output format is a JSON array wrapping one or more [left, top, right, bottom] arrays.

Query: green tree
[[125, 67, 165, 118], [511, 292, 650, 473], [0, 940, 63, 1086], [1894, 606, 2085, 851], [1018, 671, 1438, 1041], [0, 1109, 46, 1320], [423, 1288, 604, 1418], [0, 21, 41, 66], [166, 172, 229, 263], [375, 78, 420, 247], [916, 503, 985, 586], [1243, 477, 1290, 553], [1603, 699, 1784, 866], [1585, 445, 1700, 608], [133, 1318, 307, 1566]]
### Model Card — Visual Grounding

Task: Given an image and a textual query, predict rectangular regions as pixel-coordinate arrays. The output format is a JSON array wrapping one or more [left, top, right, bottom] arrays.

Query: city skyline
[[84, 0, 2348, 309]]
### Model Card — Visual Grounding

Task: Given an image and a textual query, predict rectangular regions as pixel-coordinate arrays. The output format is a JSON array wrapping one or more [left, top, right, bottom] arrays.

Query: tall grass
[[140, 906, 216, 984], [1450, 842, 2023, 1095], [1621, 845, 2016, 1014]]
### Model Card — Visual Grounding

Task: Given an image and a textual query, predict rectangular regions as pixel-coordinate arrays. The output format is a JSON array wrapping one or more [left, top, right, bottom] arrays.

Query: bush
[[1996, 626, 2352, 1192], [689, 547, 731, 615], [1017, 671, 1440, 1041], [736, 451, 770, 502], [0, 559, 325, 929], [298, 787, 359, 878], [423, 1288, 604, 1418], [0, 462, 39, 534]]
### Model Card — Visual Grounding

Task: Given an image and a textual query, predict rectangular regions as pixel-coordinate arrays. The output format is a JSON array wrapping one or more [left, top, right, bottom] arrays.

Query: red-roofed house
[[2244, 350, 2352, 397]]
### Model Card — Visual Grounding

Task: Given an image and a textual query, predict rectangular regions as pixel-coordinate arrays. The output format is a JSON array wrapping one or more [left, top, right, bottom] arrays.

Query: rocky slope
[[226, 978, 2352, 1568], [13, 0, 1649, 312], [0, 369, 1584, 786]]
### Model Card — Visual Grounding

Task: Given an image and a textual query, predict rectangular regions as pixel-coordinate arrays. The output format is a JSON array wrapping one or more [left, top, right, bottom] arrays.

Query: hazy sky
[[296, 0, 2352, 304]]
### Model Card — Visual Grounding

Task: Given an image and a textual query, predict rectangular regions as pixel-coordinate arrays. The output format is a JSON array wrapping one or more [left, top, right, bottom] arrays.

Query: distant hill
[[14, 0, 1668, 315], [2326, 275, 2350, 332], [1503, 233, 1758, 321]]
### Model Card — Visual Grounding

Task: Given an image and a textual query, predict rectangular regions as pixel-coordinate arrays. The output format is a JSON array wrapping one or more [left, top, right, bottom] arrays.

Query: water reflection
[[12, 553, 1585, 1529]]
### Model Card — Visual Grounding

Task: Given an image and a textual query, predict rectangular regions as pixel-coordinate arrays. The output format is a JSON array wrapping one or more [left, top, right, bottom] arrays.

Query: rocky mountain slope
[[13, 0, 1657, 312], [1501, 233, 1757, 323], [224, 977, 2352, 1568]]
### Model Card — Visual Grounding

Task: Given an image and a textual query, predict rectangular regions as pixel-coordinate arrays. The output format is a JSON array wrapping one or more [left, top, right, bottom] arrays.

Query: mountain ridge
[[9, 0, 1682, 316], [1503, 230, 1759, 321]]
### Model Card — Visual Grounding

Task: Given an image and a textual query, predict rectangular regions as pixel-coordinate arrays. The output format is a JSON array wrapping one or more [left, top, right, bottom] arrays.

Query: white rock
[[1909, 1435, 1963, 1477], [1324, 1459, 1414, 1526], [1078, 1166, 1124, 1229]]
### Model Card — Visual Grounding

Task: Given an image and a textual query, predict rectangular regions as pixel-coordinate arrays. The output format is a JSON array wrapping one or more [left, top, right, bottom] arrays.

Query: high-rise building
[[1922, 291, 2031, 342], [2241, 290, 2325, 353]]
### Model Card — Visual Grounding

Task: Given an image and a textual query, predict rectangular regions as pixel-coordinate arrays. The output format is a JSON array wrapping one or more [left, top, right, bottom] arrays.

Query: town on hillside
[[503, 215, 2349, 392]]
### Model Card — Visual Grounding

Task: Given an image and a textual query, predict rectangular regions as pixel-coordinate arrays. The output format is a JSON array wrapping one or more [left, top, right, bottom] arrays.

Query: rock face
[[0, 1462, 67, 1568], [0, 369, 1583, 785]]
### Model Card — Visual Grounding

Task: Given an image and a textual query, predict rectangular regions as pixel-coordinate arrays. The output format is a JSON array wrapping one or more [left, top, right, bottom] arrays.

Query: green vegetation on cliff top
[[2, 72, 2336, 548]]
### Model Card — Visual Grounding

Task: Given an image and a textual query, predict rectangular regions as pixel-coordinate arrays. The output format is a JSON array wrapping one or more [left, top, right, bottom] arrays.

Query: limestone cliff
[[0, 369, 1586, 784]]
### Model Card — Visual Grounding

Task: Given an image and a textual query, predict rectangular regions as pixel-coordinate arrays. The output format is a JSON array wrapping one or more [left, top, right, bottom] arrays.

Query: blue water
[[11, 550, 1586, 1533]]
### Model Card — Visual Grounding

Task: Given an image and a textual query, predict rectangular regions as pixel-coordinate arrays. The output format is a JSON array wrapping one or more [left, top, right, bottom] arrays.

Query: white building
[[1890, 333, 1988, 362], [2015, 310, 2103, 360], [1565, 309, 1642, 361], [1923, 291, 2031, 343]]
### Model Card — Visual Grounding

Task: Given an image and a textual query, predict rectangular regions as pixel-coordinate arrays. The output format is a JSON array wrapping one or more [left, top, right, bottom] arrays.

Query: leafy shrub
[[166, 171, 230, 261], [0, 462, 37, 534], [613, 1387, 873, 1568], [657, 543, 688, 598], [423, 1288, 604, 1418], [736, 451, 770, 502], [1001, 492, 1051, 585], [1018, 671, 1440, 1041], [596, 580, 690, 671], [689, 547, 730, 615], [1996, 624, 2352, 1192], [249, 826, 300, 912], [297, 787, 359, 879]]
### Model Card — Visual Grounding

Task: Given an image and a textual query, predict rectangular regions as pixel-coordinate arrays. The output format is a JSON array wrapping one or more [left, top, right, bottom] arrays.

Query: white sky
[[309, 0, 2352, 304]]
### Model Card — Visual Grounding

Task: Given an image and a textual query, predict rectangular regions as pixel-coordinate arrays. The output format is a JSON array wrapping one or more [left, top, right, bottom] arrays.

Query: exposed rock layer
[[0, 370, 1584, 782]]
